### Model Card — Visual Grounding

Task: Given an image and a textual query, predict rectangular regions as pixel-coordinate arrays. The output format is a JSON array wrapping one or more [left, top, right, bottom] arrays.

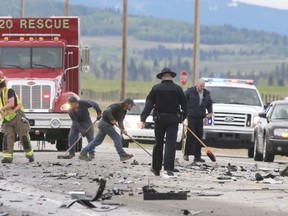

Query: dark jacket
[[102, 102, 127, 130], [68, 99, 102, 128], [141, 80, 187, 122], [185, 86, 213, 119]]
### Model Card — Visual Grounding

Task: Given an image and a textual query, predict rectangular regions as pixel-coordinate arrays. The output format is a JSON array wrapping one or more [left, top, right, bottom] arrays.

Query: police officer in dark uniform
[[140, 68, 187, 177]]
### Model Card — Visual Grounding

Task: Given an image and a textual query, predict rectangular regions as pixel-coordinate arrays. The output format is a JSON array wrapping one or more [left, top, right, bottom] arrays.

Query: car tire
[[122, 137, 129, 148], [253, 136, 263, 161], [263, 137, 274, 162]]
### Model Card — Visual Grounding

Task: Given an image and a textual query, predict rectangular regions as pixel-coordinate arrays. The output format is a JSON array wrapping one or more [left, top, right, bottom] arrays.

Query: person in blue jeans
[[59, 96, 102, 159], [79, 98, 135, 162]]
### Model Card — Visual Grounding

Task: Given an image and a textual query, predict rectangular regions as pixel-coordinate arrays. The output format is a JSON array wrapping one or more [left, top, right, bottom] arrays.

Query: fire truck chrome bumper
[[25, 113, 72, 129]]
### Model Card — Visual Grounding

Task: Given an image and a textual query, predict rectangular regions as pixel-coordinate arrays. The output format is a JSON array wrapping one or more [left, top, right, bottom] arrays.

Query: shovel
[[185, 126, 216, 162]]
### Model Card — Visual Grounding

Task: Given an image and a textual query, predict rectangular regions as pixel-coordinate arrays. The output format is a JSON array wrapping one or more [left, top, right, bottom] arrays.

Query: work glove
[[79, 128, 86, 137], [97, 112, 102, 121], [121, 129, 128, 136]]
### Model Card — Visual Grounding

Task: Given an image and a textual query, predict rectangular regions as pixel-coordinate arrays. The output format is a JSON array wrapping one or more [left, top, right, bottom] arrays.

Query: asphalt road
[[1, 139, 288, 216]]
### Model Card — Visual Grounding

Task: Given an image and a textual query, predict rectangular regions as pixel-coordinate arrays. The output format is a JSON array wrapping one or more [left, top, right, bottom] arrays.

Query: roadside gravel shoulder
[[1, 142, 288, 216]]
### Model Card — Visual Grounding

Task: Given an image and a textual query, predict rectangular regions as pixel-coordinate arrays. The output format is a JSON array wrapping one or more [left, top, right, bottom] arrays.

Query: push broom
[[185, 126, 216, 162], [115, 124, 152, 157]]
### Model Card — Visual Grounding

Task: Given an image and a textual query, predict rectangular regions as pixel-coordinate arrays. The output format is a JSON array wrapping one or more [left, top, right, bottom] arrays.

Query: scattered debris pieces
[[181, 209, 201, 215], [142, 185, 187, 200], [197, 192, 223, 197], [280, 166, 288, 176], [131, 159, 139, 165], [61, 178, 106, 208]]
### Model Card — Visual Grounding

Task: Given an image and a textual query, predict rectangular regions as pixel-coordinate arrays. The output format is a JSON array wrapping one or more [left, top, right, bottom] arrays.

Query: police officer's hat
[[0, 79, 6, 88], [156, 68, 177, 79]]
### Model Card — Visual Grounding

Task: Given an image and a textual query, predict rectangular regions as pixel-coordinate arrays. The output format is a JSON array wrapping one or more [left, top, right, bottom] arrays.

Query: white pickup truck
[[202, 78, 264, 157]]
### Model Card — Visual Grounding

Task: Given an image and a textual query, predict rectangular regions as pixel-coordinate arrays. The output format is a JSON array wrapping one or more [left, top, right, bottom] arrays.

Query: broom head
[[206, 149, 216, 162]]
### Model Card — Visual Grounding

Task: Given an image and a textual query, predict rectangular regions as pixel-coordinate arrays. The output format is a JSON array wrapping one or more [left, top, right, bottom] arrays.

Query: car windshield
[[127, 102, 146, 115], [206, 86, 262, 106], [271, 104, 288, 119]]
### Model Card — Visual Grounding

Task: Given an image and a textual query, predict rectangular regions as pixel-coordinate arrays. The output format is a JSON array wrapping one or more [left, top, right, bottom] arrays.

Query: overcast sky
[[234, 0, 288, 9]]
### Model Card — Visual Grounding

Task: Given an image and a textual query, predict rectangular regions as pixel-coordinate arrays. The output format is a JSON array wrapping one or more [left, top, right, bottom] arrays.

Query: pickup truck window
[[206, 86, 262, 107]]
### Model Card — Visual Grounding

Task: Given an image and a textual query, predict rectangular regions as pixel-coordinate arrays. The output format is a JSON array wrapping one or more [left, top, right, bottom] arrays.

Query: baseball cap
[[124, 98, 136, 106]]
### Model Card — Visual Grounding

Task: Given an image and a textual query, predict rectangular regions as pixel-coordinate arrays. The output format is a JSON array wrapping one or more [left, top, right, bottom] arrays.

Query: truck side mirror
[[258, 112, 267, 118], [81, 45, 90, 73]]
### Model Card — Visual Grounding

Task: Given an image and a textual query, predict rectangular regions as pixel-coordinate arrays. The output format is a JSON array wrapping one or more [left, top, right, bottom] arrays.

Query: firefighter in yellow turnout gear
[[0, 79, 34, 163]]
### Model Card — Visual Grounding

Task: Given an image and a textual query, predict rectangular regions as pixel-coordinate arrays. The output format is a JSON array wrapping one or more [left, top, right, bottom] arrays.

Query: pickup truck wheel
[[176, 130, 185, 151], [56, 139, 68, 151], [263, 137, 274, 162], [248, 146, 254, 158], [122, 137, 129, 148], [253, 137, 263, 161]]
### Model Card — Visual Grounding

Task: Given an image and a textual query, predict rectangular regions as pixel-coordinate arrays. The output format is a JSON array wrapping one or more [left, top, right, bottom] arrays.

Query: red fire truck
[[0, 17, 88, 151]]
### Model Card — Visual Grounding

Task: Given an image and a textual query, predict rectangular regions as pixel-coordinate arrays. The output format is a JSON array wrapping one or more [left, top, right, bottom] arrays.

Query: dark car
[[254, 100, 288, 162]]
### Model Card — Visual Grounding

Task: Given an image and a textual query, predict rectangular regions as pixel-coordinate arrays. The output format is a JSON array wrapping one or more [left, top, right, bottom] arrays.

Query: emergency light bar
[[202, 77, 254, 85], [2, 33, 61, 42], [2, 33, 61, 37]]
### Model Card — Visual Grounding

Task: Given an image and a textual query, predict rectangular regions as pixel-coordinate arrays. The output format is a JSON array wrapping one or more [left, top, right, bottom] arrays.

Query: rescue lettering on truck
[[0, 17, 89, 151], [0, 18, 70, 29]]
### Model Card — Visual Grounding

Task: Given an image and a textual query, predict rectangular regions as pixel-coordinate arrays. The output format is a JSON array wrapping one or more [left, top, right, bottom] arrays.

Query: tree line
[[89, 45, 288, 86]]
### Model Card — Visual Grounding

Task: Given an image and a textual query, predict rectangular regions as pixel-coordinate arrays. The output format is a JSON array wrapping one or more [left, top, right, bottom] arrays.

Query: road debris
[[61, 178, 107, 208], [142, 185, 188, 200]]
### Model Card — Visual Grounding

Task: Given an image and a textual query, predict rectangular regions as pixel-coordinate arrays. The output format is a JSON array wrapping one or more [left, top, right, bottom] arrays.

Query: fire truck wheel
[[0, 133, 3, 151], [75, 138, 82, 152], [122, 137, 129, 148], [56, 139, 69, 151]]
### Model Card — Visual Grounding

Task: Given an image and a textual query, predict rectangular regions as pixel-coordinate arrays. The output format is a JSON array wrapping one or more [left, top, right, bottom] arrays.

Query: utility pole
[[65, 0, 69, 16], [192, 0, 200, 86], [120, 0, 127, 101], [20, 0, 24, 17]]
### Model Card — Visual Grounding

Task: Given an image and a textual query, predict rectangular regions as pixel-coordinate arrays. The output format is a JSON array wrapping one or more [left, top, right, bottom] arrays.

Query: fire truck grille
[[12, 85, 51, 110]]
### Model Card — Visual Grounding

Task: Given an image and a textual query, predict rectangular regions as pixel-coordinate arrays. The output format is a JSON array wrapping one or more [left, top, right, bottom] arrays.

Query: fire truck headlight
[[61, 103, 71, 111], [50, 118, 61, 128]]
